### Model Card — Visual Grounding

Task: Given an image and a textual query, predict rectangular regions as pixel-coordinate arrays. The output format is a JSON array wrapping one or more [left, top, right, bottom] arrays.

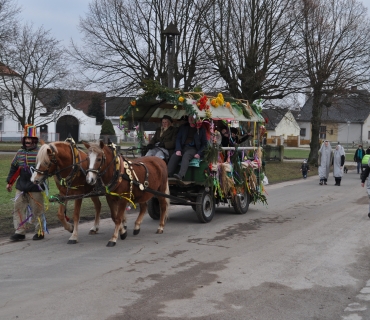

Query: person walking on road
[[6, 124, 46, 241], [333, 144, 345, 186], [354, 145, 365, 174], [318, 140, 333, 185], [360, 153, 370, 218]]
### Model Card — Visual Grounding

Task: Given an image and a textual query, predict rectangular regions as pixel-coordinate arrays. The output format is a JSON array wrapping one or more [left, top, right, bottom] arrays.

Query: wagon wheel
[[147, 197, 160, 220], [232, 189, 250, 214], [196, 190, 215, 223]]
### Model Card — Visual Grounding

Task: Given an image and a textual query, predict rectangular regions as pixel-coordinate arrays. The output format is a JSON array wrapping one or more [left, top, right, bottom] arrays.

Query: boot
[[10, 234, 25, 241], [319, 179, 323, 185], [334, 178, 338, 186], [324, 179, 327, 185], [337, 179, 341, 186]]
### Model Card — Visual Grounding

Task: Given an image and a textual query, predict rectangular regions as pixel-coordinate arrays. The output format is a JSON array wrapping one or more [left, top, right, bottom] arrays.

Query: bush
[[100, 119, 115, 135]]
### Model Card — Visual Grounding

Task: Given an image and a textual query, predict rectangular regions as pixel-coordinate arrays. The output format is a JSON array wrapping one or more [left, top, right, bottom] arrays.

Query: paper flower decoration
[[178, 96, 184, 103], [130, 100, 136, 106]]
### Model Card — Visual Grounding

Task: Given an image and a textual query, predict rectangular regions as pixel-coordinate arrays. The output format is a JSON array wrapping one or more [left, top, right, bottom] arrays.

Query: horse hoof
[[156, 229, 164, 234], [67, 239, 77, 244], [89, 230, 97, 235], [120, 232, 127, 240], [133, 229, 140, 236], [106, 241, 116, 247]]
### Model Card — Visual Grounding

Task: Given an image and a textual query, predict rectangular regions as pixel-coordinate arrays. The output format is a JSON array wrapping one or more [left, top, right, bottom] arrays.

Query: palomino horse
[[84, 141, 170, 247], [31, 140, 102, 244]]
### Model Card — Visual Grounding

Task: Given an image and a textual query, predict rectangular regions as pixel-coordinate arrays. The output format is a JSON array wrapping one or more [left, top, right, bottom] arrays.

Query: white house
[[0, 61, 103, 143], [296, 90, 370, 146], [262, 108, 301, 146]]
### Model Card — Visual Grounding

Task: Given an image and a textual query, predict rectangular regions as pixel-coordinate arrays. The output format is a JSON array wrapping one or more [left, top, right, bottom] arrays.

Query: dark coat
[[149, 126, 178, 155], [175, 123, 208, 157], [6, 146, 42, 192], [354, 148, 365, 162]]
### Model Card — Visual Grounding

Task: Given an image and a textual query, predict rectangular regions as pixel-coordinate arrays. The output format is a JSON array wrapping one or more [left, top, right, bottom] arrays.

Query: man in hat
[[145, 115, 178, 161], [167, 115, 208, 181], [6, 124, 46, 241]]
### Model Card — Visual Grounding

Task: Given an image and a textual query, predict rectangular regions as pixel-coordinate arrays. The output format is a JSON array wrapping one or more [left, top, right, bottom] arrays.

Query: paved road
[[1, 169, 370, 319]]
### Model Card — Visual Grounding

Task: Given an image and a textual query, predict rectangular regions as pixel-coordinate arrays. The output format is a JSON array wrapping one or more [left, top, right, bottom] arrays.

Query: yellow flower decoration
[[174, 105, 178, 109], [225, 102, 231, 108], [178, 96, 184, 103], [136, 108, 139, 111], [205, 109, 212, 118], [130, 100, 136, 106], [211, 99, 217, 107], [120, 115, 124, 120]]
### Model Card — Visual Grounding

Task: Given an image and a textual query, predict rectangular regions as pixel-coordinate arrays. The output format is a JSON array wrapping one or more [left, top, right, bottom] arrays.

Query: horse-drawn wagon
[[119, 86, 268, 223]]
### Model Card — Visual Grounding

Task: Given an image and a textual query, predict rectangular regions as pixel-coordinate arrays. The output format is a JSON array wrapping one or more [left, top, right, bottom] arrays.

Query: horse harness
[[36, 139, 86, 189], [89, 143, 150, 200]]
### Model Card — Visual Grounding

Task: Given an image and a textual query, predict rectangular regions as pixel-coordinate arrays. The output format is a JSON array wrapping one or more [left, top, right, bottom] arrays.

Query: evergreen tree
[[88, 94, 105, 124], [100, 119, 115, 135]]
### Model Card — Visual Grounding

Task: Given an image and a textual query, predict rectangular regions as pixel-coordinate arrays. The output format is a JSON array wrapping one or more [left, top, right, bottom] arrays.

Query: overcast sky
[[16, 0, 370, 48], [17, 0, 90, 47]]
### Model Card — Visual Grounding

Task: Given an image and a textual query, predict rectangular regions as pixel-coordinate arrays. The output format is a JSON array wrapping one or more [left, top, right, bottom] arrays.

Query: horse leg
[[157, 195, 169, 234], [57, 202, 73, 233], [89, 196, 102, 235], [121, 212, 128, 240], [106, 198, 126, 247], [67, 198, 82, 244], [133, 202, 147, 235]]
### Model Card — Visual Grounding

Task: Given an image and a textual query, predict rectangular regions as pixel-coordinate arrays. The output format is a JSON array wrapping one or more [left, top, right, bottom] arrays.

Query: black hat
[[230, 127, 238, 134], [161, 115, 173, 123], [178, 115, 188, 121]]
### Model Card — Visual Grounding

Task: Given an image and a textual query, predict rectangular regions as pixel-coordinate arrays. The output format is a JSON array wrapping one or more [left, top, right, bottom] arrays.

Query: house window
[[300, 128, 306, 137], [18, 122, 23, 132], [330, 129, 333, 135], [368, 131, 370, 139], [0, 116, 3, 131], [319, 126, 326, 139], [66, 105, 70, 111]]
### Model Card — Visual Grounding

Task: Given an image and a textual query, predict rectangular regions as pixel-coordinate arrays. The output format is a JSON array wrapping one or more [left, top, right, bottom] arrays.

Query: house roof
[[262, 108, 290, 130], [0, 62, 19, 76], [297, 90, 370, 124], [38, 89, 105, 115]]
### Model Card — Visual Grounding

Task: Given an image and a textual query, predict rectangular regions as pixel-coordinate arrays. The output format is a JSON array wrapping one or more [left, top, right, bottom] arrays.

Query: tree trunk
[[308, 91, 323, 165]]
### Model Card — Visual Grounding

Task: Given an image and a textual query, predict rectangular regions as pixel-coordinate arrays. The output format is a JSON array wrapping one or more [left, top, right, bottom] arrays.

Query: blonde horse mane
[[36, 142, 59, 165], [88, 142, 103, 154]]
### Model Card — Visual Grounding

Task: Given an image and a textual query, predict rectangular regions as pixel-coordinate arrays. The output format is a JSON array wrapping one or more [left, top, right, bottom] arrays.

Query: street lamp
[[347, 121, 351, 151], [162, 22, 180, 89]]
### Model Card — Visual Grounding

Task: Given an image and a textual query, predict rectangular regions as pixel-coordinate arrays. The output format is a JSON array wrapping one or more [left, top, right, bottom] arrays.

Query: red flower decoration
[[198, 95, 208, 111]]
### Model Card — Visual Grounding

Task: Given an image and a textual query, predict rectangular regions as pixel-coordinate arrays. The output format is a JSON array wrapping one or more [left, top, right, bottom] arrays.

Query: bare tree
[[293, 0, 370, 163], [70, 0, 209, 95], [0, 24, 70, 127], [0, 0, 20, 46], [198, 0, 299, 102]]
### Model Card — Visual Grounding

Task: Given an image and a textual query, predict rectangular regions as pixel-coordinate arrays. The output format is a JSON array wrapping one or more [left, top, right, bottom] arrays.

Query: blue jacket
[[175, 123, 208, 157]]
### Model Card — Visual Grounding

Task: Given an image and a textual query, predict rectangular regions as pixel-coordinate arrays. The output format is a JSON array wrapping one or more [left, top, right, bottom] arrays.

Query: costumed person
[[354, 144, 365, 174], [318, 140, 333, 185], [167, 115, 208, 181], [361, 153, 370, 218], [361, 147, 370, 179], [6, 124, 46, 241], [230, 127, 253, 145], [145, 115, 178, 161], [333, 144, 345, 186], [300, 159, 310, 179]]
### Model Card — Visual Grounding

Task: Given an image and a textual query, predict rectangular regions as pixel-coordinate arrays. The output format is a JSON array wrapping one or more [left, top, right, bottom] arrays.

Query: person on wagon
[[167, 115, 208, 181], [230, 127, 253, 145], [145, 115, 178, 161], [6, 124, 46, 241]]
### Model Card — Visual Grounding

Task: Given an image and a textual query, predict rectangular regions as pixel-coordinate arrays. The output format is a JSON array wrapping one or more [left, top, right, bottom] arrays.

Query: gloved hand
[[147, 144, 154, 149], [158, 142, 165, 148]]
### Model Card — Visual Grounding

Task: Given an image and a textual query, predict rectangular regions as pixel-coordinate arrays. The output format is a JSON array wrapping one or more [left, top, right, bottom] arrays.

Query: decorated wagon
[[119, 83, 268, 223]]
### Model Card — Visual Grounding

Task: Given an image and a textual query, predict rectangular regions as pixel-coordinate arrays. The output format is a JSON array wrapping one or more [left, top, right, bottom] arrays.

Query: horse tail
[[164, 180, 170, 220]]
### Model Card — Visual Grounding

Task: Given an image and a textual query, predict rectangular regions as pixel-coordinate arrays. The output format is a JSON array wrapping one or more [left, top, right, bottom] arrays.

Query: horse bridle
[[34, 141, 87, 186]]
